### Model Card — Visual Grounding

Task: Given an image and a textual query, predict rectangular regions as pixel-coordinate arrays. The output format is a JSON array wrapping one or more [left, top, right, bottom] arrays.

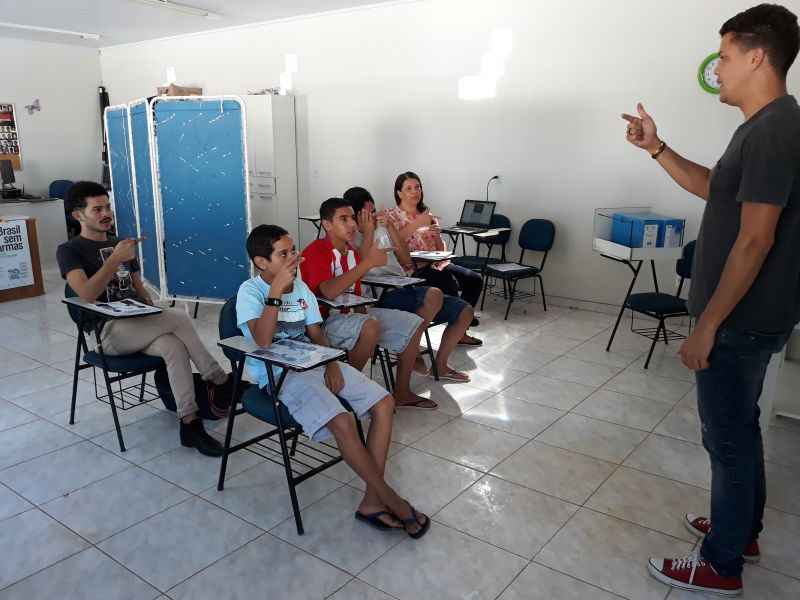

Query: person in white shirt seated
[[236, 224, 430, 538]]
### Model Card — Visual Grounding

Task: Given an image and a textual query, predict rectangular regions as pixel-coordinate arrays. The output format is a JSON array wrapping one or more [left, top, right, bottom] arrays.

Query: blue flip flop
[[354, 510, 403, 531], [400, 505, 431, 540]]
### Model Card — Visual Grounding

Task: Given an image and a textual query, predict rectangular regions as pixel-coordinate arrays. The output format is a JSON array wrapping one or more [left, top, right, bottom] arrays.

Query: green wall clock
[[698, 52, 721, 94]]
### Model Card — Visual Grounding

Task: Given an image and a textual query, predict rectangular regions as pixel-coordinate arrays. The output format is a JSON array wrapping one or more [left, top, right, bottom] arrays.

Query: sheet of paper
[[250, 338, 344, 370], [362, 275, 426, 288], [91, 299, 162, 317], [317, 293, 378, 308]]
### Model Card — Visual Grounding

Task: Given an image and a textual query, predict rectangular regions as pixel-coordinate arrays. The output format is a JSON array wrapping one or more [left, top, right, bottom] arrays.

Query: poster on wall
[[0, 104, 21, 170], [0, 219, 34, 290]]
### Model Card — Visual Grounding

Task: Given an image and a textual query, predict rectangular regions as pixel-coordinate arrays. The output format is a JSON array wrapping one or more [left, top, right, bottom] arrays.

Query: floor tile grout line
[[0, 436, 89, 478], [159, 531, 276, 596], [0, 504, 161, 596], [324, 577, 404, 600]]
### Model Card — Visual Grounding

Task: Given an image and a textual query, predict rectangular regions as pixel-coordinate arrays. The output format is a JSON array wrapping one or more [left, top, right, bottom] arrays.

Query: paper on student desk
[[92, 299, 162, 316], [317, 293, 378, 308], [251, 338, 344, 370], [410, 250, 454, 261], [361, 274, 426, 287], [490, 262, 533, 273]]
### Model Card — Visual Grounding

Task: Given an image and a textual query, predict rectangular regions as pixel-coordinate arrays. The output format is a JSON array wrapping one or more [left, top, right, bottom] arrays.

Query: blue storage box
[[611, 212, 684, 248]]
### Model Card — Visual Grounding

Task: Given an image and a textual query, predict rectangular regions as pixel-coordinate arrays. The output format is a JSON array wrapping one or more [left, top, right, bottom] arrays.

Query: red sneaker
[[648, 553, 742, 596], [684, 513, 761, 563]]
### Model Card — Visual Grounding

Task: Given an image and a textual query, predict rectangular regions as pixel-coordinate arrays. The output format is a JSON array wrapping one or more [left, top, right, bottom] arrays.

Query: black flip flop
[[400, 506, 431, 540], [457, 337, 483, 347], [355, 510, 403, 531]]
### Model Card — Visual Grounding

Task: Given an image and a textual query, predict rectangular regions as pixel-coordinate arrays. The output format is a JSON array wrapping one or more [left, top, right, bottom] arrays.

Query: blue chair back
[[676, 240, 696, 280], [519, 219, 555, 253], [219, 296, 243, 365], [490, 214, 512, 244], [49, 180, 74, 200]]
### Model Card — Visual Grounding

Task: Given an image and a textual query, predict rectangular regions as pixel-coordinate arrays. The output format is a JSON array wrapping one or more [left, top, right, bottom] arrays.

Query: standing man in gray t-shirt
[[622, 4, 800, 596]]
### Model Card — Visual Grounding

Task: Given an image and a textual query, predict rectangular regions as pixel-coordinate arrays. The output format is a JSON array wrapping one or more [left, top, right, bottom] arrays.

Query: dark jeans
[[697, 327, 791, 577], [415, 263, 483, 308]]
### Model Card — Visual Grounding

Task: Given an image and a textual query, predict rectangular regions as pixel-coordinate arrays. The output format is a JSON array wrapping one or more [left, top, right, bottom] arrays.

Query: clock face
[[699, 52, 721, 94]]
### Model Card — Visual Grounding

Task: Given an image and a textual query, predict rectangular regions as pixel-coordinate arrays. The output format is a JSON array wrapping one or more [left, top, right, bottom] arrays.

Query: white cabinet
[[243, 95, 299, 241]]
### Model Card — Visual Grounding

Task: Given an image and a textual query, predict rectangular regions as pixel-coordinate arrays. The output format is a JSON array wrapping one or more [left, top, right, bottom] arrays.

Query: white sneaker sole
[[683, 519, 760, 563], [647, 560, 742, 597]]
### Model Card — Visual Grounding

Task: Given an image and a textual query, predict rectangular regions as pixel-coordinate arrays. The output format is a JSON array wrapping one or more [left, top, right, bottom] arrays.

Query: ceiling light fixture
[[0, 21, 100, 40], [130, 0, 223, 20]]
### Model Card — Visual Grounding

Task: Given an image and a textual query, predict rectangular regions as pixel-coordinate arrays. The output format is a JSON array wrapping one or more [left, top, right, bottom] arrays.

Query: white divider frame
[[147, 95, 253, 305], [103, 103, 135, 239]]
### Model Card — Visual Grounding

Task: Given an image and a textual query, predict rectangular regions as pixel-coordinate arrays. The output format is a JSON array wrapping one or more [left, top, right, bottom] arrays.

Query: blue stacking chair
[[65, 285, 164, 452], [216, 297, 366, 535], [607, 241, 696, 369], [50, 180, 80, 238], [480, 219, 555, 320]]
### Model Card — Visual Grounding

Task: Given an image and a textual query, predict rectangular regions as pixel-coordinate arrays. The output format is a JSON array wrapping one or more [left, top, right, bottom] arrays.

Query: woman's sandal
[[399, 505, 431, 540]]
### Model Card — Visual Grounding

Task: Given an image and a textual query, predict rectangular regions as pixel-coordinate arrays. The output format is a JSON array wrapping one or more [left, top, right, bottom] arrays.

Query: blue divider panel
[[130, 102, 161, 291], [153, 98, 249, 300], [105, 107, 138, 240]]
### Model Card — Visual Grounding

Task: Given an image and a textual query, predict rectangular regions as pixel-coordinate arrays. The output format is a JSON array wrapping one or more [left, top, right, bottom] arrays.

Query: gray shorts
[[324, 308, 422, 354], [279, 362, 388, 442]]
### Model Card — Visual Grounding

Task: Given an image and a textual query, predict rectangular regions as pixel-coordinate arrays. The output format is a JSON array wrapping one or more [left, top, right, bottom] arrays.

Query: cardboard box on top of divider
[[156, 84, 203, 96]]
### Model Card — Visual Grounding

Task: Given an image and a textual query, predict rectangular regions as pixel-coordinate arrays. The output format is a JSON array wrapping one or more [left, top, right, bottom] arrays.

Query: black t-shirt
[[688, 95, 800, 333], [56, 235, 141, 302]]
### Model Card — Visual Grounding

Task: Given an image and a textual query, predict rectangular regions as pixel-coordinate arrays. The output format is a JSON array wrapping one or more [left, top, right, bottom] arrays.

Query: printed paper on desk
[[251, 339, 343, 370], [317, 293, 377, 308], [410, 251, 453, 261], [91, 300, 162, 317], [362, 274, 426, 288]]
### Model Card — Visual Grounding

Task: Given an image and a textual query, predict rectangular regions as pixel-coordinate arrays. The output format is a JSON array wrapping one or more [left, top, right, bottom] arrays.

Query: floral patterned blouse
[[385, 206, 450, 271]]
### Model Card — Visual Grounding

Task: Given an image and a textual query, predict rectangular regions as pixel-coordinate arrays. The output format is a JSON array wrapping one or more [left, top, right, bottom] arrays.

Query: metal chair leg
[[480, 272, 489, 310], [384, 348, 396, 391], [424, 328, 439, 381], [661, 319, 670, 345], [218, 360, 244, 491], [97, 348, 125, 452], [537, 275, 548, 312], [376, 348, 392, 391], [643, 322, 662, 369], [69, 335, 83, 425], [289, 432, 299, 457], [138, 372, 147, 404], [504, 279, 517, 320]]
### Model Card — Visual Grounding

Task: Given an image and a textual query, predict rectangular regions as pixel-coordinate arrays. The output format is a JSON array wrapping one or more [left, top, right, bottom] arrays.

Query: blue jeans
[[697, 327, 791, 577]]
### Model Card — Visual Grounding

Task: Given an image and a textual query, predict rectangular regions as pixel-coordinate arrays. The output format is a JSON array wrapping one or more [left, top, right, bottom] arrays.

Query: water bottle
[[116, 263, 131, 293], [374, 224, 393, 250]]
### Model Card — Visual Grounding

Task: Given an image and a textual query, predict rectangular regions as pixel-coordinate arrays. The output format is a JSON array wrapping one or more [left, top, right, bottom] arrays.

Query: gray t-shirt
[[688, 95, 800, 333]]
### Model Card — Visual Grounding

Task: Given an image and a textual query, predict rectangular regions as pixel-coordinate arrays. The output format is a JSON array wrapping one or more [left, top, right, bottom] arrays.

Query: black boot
[[180, 418, 224, 457]]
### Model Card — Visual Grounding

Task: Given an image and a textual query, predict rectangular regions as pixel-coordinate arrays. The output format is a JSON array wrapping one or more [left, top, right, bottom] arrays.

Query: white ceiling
[[0, 0, 400, 47]]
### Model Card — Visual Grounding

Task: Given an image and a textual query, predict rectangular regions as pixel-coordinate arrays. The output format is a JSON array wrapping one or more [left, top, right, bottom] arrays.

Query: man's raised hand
[[622, 103, 660, 153], [110, 238, 142, 264]]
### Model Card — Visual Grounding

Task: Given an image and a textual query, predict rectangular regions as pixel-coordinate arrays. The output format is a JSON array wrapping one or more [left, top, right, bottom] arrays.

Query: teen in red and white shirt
[[301, 197, 437, 409]]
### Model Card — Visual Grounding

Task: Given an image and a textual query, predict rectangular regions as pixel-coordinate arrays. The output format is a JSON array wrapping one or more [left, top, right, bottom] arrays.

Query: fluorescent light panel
[[130, 0, 222, 20], [0, 21, 100, 40]]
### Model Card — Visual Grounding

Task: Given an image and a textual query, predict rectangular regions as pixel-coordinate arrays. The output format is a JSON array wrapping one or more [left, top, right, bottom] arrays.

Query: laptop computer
[[445, 200, 496, 234]]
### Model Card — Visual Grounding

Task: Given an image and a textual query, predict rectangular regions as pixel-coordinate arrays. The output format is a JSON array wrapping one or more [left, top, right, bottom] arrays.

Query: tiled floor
[[1, 272, 799, 599]]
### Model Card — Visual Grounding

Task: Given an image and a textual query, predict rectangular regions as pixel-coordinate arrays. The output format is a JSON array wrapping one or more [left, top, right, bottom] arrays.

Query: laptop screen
[[460, 200, 495, 227]]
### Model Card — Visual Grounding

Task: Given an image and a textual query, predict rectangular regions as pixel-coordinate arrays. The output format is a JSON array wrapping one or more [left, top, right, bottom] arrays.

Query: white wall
[[0, 37, 103, 197], [99, 0, 800, 308]]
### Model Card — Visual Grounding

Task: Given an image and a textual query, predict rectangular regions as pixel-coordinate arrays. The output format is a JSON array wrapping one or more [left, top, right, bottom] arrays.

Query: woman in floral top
[[386, 172, 484, 330]]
